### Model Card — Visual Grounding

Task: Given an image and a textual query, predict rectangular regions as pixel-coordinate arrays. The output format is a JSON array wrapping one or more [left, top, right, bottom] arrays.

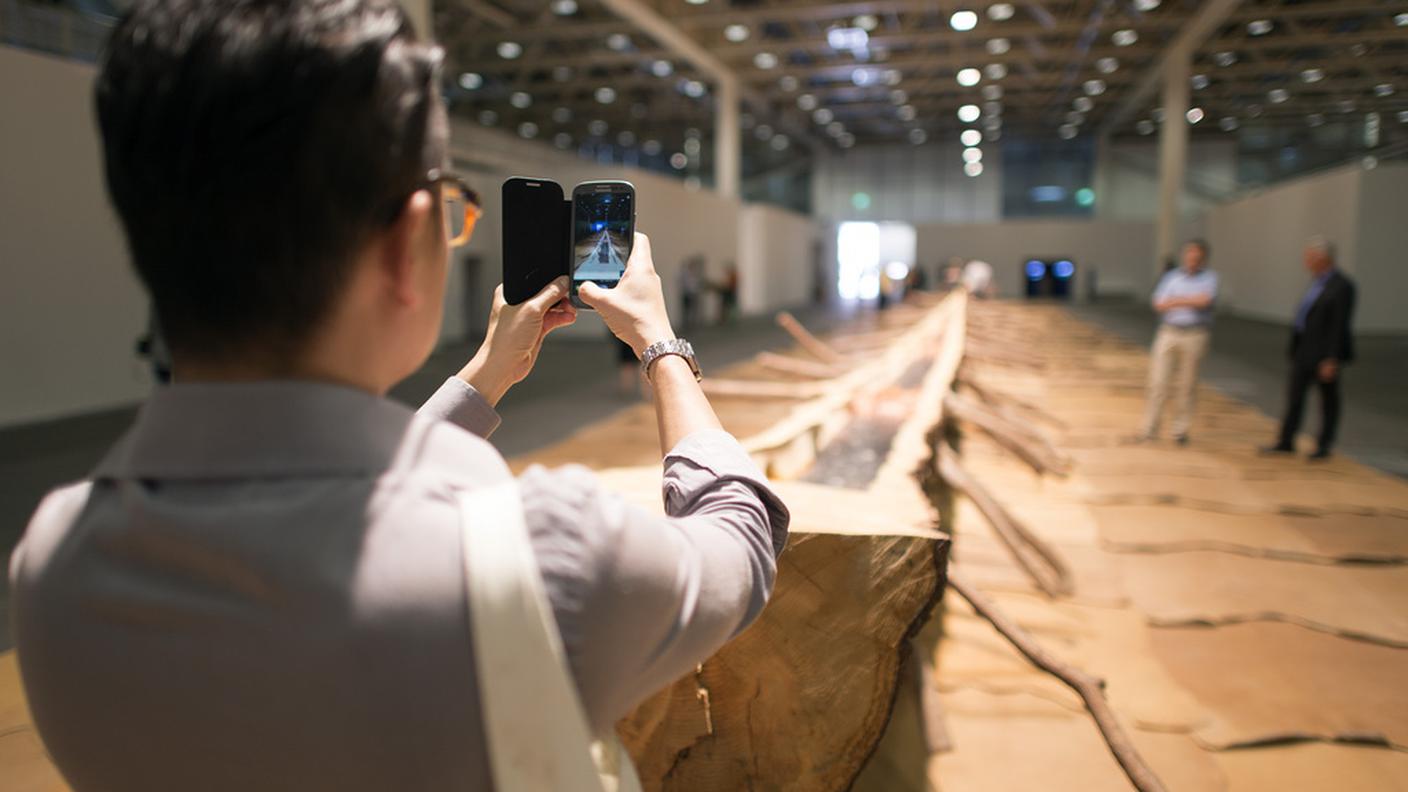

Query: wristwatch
[[640, 338, 702, 382]]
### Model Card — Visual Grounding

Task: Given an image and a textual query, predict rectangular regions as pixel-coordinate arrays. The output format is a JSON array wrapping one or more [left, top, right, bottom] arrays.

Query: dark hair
[[1185, 238, 1211, 260], [96, 0, 446, 364]]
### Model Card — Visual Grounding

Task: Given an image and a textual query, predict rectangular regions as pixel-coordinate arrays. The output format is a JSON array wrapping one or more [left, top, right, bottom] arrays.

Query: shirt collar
[[94, 381, 421, 480]]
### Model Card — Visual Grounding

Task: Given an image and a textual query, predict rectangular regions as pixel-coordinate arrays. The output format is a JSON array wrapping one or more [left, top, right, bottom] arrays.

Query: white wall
[[0, 47, 151, 428], [737, 204, 818, 314], [812, 143, 1002, 226], [914, 219, 1155, 299], [1350, 163, 1408, 333], [1205, 165, 1363, 326]]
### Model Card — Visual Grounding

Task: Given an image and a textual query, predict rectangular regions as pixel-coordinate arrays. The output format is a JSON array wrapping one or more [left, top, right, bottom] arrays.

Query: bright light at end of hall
[[957, 104, 981, 123], [961, 129, 982, 146], [957, 68, 981, 87], [950, 10, 978, 31]]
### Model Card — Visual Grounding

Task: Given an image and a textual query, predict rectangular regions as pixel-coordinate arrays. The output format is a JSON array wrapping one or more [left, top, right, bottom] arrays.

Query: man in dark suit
[[1262, 237, 1356, 460]]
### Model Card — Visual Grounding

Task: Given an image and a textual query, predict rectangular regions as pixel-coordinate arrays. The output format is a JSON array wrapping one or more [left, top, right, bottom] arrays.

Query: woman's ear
[[379, 189, 436, 307]]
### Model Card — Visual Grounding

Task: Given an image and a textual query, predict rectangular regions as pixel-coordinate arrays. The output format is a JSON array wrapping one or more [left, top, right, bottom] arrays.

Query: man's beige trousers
[[1141, 324, 1211, 438]]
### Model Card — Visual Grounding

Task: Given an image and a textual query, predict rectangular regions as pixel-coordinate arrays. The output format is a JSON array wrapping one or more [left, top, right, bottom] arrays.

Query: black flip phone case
[[502, 179, 572, 305]]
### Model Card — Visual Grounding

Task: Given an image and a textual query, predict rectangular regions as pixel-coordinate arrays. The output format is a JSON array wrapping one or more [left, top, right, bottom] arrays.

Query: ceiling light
[[595, 87, 616, 104], [957, 68, 982, 86], [983, 116, 1002, 130], [617, 131, 636, 147], [1350, 43, 1368, 56], [962, 147, 983, 163], [553, 133, 573, 149], [651, 60, 673, 77], [1214, 51, 1237, 67], [670, 153, 687, 170], [1307, 113, 1325, 126], [606, 33, 630, 51], [724, 24, 749, 42], [1112, 29, 1137, 46], [1083, 79, 1106, 95], [509, 91, 532, 108], [814, 108, 834, 124], [1191, 74, 1209, 90], [798, 93, 818, 111], [1247, 19, 1273, 36], [497, 41, 522, 59], [983, 84, 1004, 100], [771, 135, 791, 151], [550, 0, 577, 14], [588, 119, 608, 135], [891, 90, 909, 104], [1374, 83, 1395, 97], [987, 38, 1010, 55], [754, 52, 778, 69], [827, 122, 846, 137], [883, 69, 903, 86], [780, 75, 799, 91], [852, 68, 878, 86], [958, 104, 981, 123], [853, 14, 879, 31], [950, 10, 978, 31], [552, 66, 574, 81], [1073, 96, 1093, 112], [551, 107, 572, 123], [1245, 104, 1262, 117], [683, 80, 706, 97], [1058, 124, 1078, 139], [1300, 68, 1324, 83], [964, 161, 984, 177], [458, 72, 483, 90], [1397, 12, 1408, 26], [1186, 107, 1204, 123], [1398, 110, 1408, 123], [839, 133, 856, 148], [478, 110, 498, 125], [684, 138, 701, 156], [1136, 119, 1155, 135], [985, 63, 1008, 80], [1066, 111, 1085, 125], [1337, 99, 1356, 113], [1219, 117, 1239, 131], [988, 130, 1002, 142], [754, 124, 774, 140], [896, 105, 917, 121], [1268, 88, 1289, 103], [987, 3, 1014, 21], [985, 101, 1003, 116], [1133, 0, 1160, 10], [1097, 57, 1118, 74], [828, 27, 869, 50], [518, 122, 538, 138], [909, 129, 929, 145], [961, 129, 983, 146], [685, 0, 707, 4]]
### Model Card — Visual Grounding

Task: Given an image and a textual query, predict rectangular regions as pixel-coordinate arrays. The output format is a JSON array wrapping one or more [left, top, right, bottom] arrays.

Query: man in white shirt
[[1138, 239, 1219, 445]]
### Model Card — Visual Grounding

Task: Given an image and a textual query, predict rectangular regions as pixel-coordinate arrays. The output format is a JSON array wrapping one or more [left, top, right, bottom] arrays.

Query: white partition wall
[[0, 47, 151, 428], [737, 204, 818, 314]]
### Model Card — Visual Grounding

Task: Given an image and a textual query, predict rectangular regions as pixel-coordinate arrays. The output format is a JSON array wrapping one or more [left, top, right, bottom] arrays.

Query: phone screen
[[502, 178, 567, 305], [571, 186, 633, 293]]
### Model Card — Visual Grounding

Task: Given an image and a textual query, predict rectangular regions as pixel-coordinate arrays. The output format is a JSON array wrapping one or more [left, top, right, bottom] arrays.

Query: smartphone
[[569, 180, 635, 310], [502, 177, 569, 305]]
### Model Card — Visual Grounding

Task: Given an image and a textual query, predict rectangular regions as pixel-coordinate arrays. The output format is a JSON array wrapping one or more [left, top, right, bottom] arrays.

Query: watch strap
[[640, 338, 702, 382]]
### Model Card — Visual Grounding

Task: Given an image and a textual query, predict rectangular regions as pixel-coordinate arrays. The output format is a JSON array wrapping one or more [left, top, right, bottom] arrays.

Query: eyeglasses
[[426, 169, 481, 248]]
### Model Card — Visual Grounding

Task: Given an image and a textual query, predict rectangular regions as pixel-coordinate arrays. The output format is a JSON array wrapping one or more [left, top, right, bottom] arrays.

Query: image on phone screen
[[572, 188, 632, 290]]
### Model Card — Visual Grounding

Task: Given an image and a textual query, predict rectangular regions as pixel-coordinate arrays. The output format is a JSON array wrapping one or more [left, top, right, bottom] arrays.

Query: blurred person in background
[[1261, 237, 1356, 461], [1137, 239, 1218, 446], [9, 2, 789, 790]]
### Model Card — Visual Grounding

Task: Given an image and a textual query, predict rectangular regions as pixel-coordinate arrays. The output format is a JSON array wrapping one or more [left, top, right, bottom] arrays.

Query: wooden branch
[[945, 392, 1072, 477], [958, 370, 1069, 431], [701, 378, 827, 400], [936, 445, 1074, 598], [947, 570, 1170, 792], [776, 311, 846, 364], [754, 351, 848, 379]]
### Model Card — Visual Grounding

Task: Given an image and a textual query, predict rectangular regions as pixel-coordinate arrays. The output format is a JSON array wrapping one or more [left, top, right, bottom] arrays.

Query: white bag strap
[[459, 481, 642, 792]]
